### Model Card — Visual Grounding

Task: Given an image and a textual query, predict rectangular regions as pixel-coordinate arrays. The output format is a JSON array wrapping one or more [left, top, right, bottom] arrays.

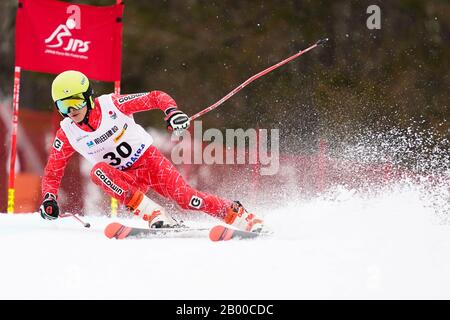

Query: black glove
[[164, 108, 190, 135], [39, 193, 60, 220]]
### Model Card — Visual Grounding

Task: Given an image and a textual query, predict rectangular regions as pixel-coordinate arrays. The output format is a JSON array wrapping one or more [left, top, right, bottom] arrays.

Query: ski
[[105, 222, 270, 241], [209, 225, 267, 242], [104, 222, 209, 240]]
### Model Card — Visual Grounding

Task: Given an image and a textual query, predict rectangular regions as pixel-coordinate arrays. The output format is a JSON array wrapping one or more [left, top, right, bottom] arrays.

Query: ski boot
[[223, 201, 265, 233], [126, 191, 179, 228]]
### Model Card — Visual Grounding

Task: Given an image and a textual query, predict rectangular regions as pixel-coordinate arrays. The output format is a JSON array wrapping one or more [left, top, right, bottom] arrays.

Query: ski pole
[[60, 212, 91, 228], [189, 38, 329, 121]]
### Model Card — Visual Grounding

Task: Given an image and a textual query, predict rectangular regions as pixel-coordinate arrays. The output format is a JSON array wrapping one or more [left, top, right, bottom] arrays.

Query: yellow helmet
[[51, 70, 94, 117]]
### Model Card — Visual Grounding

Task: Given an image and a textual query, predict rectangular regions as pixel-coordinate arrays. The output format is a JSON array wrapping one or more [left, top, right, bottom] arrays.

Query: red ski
[[104, 222, 208, 240], [208, 225, 264, 242], [105, 222, 269, 241]]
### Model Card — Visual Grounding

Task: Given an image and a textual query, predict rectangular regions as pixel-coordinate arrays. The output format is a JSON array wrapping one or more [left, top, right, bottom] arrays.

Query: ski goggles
[[55, 94, 87, 115]]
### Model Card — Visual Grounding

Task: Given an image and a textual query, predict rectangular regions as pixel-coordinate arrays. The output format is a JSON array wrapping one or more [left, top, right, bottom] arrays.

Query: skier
[[38, 70, 264, 232]]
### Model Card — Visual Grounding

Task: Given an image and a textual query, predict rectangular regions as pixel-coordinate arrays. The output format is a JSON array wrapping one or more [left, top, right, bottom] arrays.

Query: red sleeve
[[111, 91, 178, 116], [41, 128, 76, 198]]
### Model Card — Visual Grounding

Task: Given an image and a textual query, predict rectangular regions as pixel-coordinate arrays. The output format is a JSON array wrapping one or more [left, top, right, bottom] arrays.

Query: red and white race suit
[[42, 91, 230, 219]]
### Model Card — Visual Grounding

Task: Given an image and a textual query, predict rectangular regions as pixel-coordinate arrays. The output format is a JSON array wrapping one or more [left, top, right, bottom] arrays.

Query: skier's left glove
[[39, 193, 60, 220], [164, 108, 190, 135]]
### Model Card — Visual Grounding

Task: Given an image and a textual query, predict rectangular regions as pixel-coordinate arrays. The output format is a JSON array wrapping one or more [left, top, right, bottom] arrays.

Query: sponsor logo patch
[[94, 169, 124, 195], [86, 126, 119, 147], [53, 138, 63, 151], [113, 123, 128, 143], [76, 134, 89, 142], [87, 147, 105, 155], [189, 196, 203, 209], [108, 110, 117, 119], [118, 93, 147, 104]]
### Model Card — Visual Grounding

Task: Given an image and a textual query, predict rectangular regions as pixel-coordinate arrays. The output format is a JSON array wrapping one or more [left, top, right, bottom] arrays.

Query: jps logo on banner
[[44, 5, 91, 55]]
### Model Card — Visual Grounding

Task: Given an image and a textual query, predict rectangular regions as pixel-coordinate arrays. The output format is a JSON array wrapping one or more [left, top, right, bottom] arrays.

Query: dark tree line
[[1, 0, 448, 153]]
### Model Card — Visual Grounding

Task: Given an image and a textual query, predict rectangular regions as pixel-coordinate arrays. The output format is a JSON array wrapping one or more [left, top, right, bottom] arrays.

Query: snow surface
[[1, 184, 450, 300]]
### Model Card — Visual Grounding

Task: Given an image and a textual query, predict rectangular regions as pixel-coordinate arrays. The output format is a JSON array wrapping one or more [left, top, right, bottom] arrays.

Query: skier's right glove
[[39, 193, 60, 220], [164, 108, 190, 135]]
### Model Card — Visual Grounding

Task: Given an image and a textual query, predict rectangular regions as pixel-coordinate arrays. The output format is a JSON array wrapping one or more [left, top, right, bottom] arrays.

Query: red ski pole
[[189, 38, 328, 121], [60, 212, 91, 228]]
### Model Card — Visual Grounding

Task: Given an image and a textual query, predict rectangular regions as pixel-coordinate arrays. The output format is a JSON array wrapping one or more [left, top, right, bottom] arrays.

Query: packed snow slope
[[2, 182, 450, 300]]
